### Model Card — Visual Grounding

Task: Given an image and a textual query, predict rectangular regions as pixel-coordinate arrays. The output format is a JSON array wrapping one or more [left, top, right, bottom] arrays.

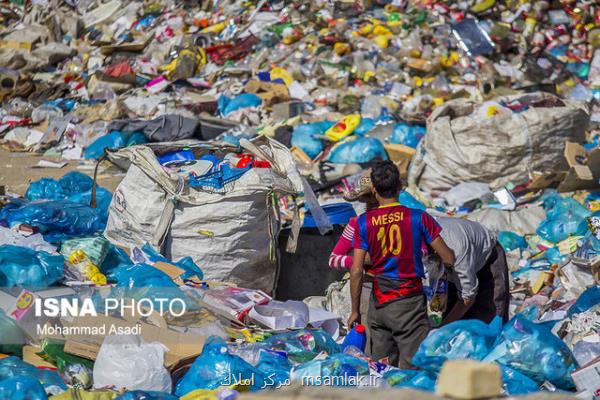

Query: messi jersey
[[354, 204, 442, 306]]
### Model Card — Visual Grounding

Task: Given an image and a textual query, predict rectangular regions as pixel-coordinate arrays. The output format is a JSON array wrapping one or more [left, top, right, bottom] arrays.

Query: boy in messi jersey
[[348, 161, 455, 368]]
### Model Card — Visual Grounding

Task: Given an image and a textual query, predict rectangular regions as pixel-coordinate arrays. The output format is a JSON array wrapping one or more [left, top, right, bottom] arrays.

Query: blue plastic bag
[[25, 172, 93, 201], [484, 314, 578, 389], [0, 376, 47, 400], [0, 245, 64, 287], [291, 353, 369, 386], [0, 199, 107, 243], [501, 366, 539, 396], [83, 130, 148, 160], [412, 317, 503, 372], [498, 231, 528, 252], [328, 137, 388, 164], [395, 371, 437, 392], [0, 356, 66, 393], [218, 93, 262, 117], [263, 329, 340, 365], [398, 191, 426, 210], [537, 192, 590, 243], [354, 118, 375, 136], [567, 285, 600, 317], [141, 243, 204, 280], [390, 123, 426, 148], [290, 121, 333, 159], [175, 336, 265, 396], [115, 391, 178, 400]]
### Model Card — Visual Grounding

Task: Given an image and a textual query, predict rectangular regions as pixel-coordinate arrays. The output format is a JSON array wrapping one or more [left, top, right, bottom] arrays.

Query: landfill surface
[[0, 0, 599, 399]]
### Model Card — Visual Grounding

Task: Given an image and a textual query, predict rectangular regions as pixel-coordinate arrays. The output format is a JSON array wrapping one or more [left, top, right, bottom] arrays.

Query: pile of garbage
[[0, 0, 600, 398]]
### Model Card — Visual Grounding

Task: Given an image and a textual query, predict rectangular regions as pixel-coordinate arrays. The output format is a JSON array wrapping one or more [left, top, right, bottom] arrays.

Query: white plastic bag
[[92, 334, 172, 392]]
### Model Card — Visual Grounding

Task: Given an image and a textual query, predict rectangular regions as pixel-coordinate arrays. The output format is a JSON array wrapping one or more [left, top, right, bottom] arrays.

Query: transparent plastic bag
[[484, 314, 578, 389], [93, 335, 172, 393], [263, 329, 340, 365], [327, 137, 387, 164], [0, 245, 64, 287], [412, 316, 503, 372]]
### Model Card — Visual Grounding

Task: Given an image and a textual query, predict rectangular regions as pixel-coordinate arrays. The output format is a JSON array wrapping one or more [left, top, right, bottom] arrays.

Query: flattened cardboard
[[63, 314, 205, 367], [22, 345, 55, 369], [558, 142, 600, 192]]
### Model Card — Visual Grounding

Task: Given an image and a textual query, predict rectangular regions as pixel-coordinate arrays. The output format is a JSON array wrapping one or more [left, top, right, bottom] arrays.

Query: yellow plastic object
[[270, 67, 293, 86], [471, 0, 496, 14], [201, 21, 226, 34], [374, 35, 389, 49], [334, 42, 351, 56], [373, 25, 391, 36], [325, 114, 361, 142], [359, 23, 373, 35], [68, 250, 107, 286], [180, 389, 220, 400]]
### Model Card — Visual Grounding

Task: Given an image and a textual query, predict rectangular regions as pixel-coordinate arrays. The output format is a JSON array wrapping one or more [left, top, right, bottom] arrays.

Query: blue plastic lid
[[303, 203, 357, 228]]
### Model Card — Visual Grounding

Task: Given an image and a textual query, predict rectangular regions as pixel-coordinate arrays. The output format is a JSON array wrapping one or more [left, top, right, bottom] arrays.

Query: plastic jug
[[341, 324, 366, 352]]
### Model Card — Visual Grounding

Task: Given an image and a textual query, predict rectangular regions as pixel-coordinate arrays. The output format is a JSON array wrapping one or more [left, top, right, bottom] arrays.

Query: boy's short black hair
[[371, 160, 401, 198]]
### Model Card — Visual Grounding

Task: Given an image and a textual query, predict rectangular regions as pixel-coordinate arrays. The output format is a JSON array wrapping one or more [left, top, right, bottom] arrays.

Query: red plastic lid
[[355, 324, 365, 333]]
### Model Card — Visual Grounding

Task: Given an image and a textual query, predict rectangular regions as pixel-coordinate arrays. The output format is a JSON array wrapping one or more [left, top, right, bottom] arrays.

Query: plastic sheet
[[141, 243, 204, 280], [301, 178, 333, 236], [327, 137, 387, 164], [484, 314, 578, 389], [398, 191, 426, 210], [0, 245, 64, 287], [412, 316, 503, 372]]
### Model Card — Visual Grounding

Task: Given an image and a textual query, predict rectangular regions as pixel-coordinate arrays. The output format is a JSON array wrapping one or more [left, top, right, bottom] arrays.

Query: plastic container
[[341, 324, 366, 352], [325, 114, 361, 142]]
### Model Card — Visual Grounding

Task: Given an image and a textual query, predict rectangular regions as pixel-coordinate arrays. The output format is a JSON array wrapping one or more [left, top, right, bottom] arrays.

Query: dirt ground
[[0, 148, 124, 196]]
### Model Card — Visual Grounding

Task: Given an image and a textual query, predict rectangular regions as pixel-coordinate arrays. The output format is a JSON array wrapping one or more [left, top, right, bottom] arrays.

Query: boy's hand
[[347, 311, 361, 328]]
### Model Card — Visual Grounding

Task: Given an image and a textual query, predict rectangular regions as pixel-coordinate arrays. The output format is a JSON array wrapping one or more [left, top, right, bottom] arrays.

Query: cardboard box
[[384, 143, 416, 178], [62, 314, 205, 368], [557, 142, 600, 192]]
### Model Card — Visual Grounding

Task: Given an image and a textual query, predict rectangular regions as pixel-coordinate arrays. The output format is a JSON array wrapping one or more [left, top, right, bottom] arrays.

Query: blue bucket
[[303, 203, 357, 228]]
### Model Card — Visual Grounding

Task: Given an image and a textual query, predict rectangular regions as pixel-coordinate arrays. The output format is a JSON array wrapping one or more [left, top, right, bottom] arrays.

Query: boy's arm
[[348, 249, 366, 328]]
